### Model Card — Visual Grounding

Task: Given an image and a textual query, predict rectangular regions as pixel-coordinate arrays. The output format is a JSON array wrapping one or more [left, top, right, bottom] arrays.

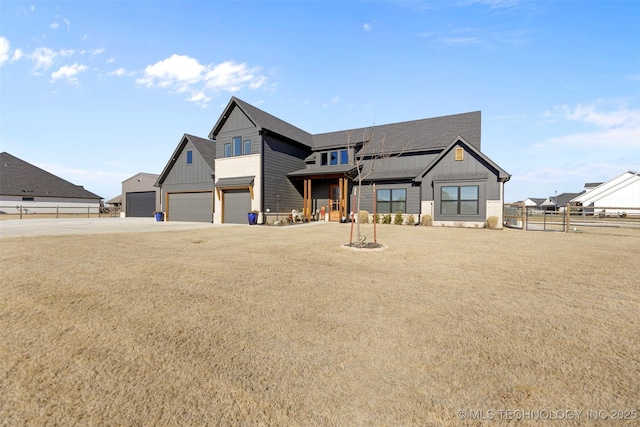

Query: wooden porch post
[[306, 179, 312, 221], [341, 177, 347, 220]]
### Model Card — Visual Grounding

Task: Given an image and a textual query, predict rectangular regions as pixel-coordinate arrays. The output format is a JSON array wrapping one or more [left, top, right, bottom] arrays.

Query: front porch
[[290, 174, 353, 222]]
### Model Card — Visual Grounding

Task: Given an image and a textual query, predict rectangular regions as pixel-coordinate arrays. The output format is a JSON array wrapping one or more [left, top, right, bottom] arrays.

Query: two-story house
[[156, 97, 510, 227]]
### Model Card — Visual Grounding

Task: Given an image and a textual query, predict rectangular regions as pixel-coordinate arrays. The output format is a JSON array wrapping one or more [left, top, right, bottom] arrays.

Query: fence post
[[87, 206, 90, 218], [522, 202, 526, 231], [56, 206, 59, 218], [565, 203, 570, 233], [20, 205, 23, 220]]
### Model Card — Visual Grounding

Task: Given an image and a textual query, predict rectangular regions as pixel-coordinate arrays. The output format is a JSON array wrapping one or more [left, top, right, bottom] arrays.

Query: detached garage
[[122, 173, 160, 217], [167, 191, 213, 222]]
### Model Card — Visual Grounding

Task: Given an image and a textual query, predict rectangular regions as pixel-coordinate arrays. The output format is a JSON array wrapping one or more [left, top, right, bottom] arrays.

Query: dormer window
[[321, 153, 328, 166], [340, 150, 348, 164], [330, 151, 338, 165]]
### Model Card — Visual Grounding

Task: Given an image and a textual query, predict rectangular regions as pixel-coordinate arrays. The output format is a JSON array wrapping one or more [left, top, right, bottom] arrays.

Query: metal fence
[[0, 205, 110, 220], [504, 203, 640, 234]]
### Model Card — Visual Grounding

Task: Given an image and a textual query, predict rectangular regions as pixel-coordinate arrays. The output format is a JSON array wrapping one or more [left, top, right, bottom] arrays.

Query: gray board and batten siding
[[159, 136, 215, 221], [214, 106, 260, 158]]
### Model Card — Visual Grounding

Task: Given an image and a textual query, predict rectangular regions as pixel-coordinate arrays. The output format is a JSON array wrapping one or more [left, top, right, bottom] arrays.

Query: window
[[330, 151, 338, 165], [441, 185, 478, 215], [321, 153, 328, 166], [244, 139, 251, 155], [233, 136, 242, 156], [340, 149, 348, 164], [455, 147, 464, 161], [376, 189, 406, 214], [224, 143, 231, 157], [186, 150, 193, 164]]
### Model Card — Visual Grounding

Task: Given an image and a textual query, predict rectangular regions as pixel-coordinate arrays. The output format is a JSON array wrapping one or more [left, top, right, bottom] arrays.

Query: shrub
[[485, 216, 499, 230], [374, 212, 381, 224], [358, 210, 369, 223], [420, 214, 433, 226], [406, 214, 415, 226], [383, 213, 392, 224], [394, 211, 404, 225]]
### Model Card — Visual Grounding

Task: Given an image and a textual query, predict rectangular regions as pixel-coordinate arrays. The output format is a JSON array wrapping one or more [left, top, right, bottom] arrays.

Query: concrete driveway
[[0, 217, 229, 238]]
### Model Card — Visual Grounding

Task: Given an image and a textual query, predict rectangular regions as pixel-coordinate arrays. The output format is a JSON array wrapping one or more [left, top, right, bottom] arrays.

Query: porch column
[[303, 179, 309, 220], [340, 177, 347, 219], [305, 179, 312, 221]]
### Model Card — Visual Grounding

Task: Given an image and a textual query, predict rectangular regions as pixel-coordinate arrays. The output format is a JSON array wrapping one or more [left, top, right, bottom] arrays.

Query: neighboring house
[[0, 152, 102, 214], [156, 97, 511, 226], [121, 172, 160, 217], [523, 198, 546, 208], [571, 170, 640, 214], [106, 194, 122, 214], [156, 134, 216, 222], [540, 192, 584, 211]]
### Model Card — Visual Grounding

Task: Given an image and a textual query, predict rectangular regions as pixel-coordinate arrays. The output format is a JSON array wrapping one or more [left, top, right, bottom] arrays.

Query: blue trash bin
[[155, 212, 164, 222], [247, 212, 257, 225]]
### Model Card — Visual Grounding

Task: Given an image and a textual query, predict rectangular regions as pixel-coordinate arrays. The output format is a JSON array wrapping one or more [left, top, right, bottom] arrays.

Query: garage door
[[223, 190, 251, 224], [168, 192, 213, 222], [126, 191, 156, 217]]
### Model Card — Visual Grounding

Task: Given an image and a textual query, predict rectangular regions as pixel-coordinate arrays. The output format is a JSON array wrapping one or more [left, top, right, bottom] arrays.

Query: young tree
[[347, 128, 409, 246]]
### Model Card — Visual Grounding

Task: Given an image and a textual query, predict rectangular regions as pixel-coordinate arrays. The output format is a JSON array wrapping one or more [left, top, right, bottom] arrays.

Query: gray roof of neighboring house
[[210, 97, 314, 148], [156, 134, 216, 186], [0, 152, 102, 199], [527, 198, 546, 206], [210, 97, 481, 155]]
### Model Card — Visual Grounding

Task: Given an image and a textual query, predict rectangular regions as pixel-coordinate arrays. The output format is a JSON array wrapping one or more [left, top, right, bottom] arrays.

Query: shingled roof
[[312, 111, 481, 155], [0, 152, 101, 199], [209, 97, 314, 148], [209, 97, 480, 156]]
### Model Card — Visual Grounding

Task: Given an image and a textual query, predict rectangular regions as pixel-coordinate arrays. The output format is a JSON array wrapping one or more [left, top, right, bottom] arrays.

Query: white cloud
[[30, 47, 57, 69], [50, 21, 60, 30], [364, 23, 372, 31], [0, 37, 9, 66], [12, 49, 24, 62], [64, 18, 70, 31], [108, 67, 134, 77], [51, 63, 88, 84], [137, 55, 267, 105], [537, 102, 640, 149], [323, 96, 341, 107]]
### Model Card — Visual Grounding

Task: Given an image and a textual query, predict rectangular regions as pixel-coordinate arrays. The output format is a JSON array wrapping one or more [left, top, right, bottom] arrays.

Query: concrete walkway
[[0, 217, 226, 238]]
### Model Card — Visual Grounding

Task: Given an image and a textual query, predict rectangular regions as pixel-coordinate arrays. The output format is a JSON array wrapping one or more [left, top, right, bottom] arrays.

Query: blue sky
[[1, 0, 638, 203]]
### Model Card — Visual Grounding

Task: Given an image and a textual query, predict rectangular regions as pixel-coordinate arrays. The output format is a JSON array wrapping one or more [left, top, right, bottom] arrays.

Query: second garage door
[[168, 192, 213, 222], [223, 190, 251, 224]]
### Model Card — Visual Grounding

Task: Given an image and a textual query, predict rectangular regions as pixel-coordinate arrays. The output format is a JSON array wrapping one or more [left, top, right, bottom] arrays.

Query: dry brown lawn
[[1, 223, 639, 426]]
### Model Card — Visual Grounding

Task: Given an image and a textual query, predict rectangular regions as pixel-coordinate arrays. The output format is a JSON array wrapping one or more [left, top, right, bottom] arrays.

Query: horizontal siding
[[263, 135, 310, 212]]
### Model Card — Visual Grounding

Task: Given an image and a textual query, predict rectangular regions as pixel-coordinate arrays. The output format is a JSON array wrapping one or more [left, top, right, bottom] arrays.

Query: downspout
[[260, 130, 266, 224]]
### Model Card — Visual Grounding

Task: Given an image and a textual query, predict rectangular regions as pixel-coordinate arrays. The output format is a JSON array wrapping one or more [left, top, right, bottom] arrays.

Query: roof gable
[[414, 137, 510, 183], [155, 134, 215, 186], [0, 152, 101, 199], [209, 97, 314, 148], [571, 170, 640, 204]]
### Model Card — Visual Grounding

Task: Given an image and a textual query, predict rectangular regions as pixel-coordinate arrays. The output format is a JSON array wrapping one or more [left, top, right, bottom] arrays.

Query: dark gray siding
[[420, 143, 502, 201], [262, 135, 310, 213], [216, 107, 260, 158], [420, 143, 503, 221]]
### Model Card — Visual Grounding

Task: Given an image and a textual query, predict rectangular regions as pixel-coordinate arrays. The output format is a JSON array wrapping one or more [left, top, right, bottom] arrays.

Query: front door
[[329, 185, 341, 221]]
